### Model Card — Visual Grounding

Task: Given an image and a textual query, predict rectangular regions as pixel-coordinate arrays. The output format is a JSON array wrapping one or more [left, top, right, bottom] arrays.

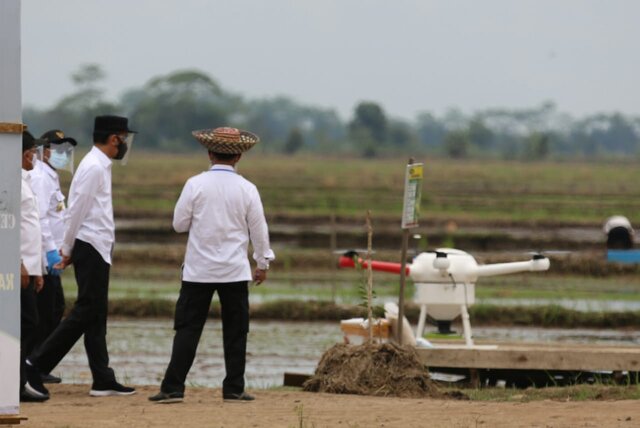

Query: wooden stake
[[397, 228, 409, 345], [397, 157, 414, 345]]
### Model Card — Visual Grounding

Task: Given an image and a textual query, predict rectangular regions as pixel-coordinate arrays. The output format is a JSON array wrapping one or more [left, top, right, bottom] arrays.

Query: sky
[[21, 0, 640, 121]]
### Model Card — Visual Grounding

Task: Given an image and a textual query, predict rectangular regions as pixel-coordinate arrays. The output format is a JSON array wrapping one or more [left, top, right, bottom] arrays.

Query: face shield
[[114, 133, 136, 166], [44, 142, 76, 174], [36, 145, 45, 162]]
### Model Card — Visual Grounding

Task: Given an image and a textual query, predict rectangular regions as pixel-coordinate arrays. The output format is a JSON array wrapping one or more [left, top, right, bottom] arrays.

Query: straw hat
[[192, 127, 259, 154]]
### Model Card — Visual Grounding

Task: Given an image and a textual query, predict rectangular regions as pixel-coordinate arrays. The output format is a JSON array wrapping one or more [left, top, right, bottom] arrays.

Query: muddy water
[[54, 320, 342, 389], [52, 319, 638, 390]]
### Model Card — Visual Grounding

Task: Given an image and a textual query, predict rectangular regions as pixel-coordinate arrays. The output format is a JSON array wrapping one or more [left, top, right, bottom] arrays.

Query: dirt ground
[[15, 384, 640, 428]]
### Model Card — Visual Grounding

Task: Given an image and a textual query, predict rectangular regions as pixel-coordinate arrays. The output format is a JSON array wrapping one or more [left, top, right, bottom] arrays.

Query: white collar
[[210, 164, 236, 172], [91, 145, 113, 168]]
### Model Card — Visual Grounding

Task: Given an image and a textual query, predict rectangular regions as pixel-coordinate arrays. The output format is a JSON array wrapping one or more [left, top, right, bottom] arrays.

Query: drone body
[[339, 248, 550, 346]]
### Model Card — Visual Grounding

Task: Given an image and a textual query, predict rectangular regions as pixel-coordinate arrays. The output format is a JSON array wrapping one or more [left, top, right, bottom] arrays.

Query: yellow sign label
[[408, 164, 423, 180]]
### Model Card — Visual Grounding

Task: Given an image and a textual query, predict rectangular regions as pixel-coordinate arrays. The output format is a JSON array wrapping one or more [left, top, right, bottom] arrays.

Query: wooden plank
[[416, 343, 640, 372], [283, 372, 312, 387], [0, 415, 27, 425]]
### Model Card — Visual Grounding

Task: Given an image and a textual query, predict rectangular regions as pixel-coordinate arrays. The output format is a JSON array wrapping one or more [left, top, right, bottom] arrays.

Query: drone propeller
[[332, 249, 376, 257], [422, 249, 467, 257], [525, 250, 572, 259]]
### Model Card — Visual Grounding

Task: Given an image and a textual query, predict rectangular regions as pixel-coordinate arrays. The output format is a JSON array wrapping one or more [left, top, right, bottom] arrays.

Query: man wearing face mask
[[28, 130, 77, 385], [27, 116, 137, 398]]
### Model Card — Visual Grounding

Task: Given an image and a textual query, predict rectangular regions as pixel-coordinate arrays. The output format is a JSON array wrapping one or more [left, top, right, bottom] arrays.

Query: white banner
[[401, 163, 423, 229], [0, 0, 22, 416]]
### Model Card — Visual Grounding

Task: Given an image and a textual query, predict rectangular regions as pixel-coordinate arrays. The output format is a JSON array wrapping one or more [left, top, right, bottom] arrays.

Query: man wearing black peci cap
[[28, 129, 78, 385], [27, 115, 137, 398]]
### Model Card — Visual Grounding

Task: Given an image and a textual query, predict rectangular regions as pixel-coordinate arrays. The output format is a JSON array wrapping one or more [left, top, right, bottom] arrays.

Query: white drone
[[339, 249, 550, 347]]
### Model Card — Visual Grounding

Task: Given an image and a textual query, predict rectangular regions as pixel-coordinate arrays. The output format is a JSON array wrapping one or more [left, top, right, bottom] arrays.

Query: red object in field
[[338, 255, 410, 276]]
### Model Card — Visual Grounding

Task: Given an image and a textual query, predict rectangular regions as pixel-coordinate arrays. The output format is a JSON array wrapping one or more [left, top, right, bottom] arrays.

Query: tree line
[[24, 64, 640, 160]]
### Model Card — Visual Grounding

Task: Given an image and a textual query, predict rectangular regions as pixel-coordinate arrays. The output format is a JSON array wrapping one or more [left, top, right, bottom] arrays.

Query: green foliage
[[349, 101, 387, 145], [350, 255, 384, 318], [22, 66, 640, 159], [284, 127, 305, 155], [444, 129, 470, 158]]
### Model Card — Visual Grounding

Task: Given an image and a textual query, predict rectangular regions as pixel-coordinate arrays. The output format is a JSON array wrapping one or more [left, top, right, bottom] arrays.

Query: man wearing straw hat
[[150, 127, 275, 404]]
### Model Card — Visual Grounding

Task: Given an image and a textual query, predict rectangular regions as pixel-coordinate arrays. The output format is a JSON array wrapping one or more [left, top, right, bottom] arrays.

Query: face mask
[[49, 151, 69, 169], [114, 141, 128, 160]]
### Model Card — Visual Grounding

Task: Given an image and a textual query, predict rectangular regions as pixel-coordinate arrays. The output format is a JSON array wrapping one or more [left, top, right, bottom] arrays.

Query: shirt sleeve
[[31, 172, 57, 253], [61, 166, 101, 256], [173, 179, 194, 233], [247, 185, 275, 269]]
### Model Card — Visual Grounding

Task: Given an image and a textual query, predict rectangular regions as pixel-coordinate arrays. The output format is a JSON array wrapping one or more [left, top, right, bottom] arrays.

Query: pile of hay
[[303, 342, 442, 398]]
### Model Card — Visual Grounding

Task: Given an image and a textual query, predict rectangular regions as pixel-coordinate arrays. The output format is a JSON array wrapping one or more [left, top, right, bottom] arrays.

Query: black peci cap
[[93, 115, 137, 135], [40, 129, 78, 147], [22, 130, 45, 153]]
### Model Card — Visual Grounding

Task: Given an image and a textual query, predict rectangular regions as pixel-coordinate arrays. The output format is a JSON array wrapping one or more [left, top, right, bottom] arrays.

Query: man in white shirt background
[[27, 115, 137, 398], [20, 130, 46, 402], [150, 127, 275, 404], [28, 129, 77, 385]]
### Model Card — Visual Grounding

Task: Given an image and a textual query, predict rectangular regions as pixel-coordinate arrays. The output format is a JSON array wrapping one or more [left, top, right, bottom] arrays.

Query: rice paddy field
[[98, 152, 640, 223], [58, 152, 640, 326]]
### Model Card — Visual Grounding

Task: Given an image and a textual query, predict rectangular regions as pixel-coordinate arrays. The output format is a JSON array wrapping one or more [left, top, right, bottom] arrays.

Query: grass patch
[[456, 384, 640, 401], [59, 297, 640, 327]]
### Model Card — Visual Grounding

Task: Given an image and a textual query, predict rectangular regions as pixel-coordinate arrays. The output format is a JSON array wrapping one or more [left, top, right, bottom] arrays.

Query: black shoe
[[148, 391, 184, 404], [26, 363, 49, 396], [90, 381, 136, 397], [223, 391, 255, 402], [41, 372, 62, 384], [21, 383, 49, 402], [20, 394, 49, 403]]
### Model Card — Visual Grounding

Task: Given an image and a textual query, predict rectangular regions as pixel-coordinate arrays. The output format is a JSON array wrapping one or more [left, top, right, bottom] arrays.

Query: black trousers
[[20, 279, 39, 389], [161, 280, 249, 395], [31, 239, 116, 385], [31, 274, 65, 360]]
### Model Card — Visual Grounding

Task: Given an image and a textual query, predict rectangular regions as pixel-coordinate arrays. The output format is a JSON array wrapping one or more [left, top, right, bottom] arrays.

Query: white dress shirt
[[174, 164, 275, 283], [30, 159, 66, 253], [61, 146, 115, 264], [21, 169, 43, 275]]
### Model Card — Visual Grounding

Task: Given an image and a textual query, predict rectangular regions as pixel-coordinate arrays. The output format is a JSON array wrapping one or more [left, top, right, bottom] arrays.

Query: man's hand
[[54, 251, 72, 270], [34, 276, 44, 293], [253, 268, 268, 285], [20, 263, 29, 289]]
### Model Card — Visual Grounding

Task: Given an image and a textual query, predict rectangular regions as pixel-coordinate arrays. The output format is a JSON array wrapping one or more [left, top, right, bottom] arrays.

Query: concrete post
[[0, 0, 23, 415]]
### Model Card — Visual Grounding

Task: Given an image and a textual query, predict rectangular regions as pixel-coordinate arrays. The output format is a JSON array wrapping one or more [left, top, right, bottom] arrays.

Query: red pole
[[338, 256, 410, 276]]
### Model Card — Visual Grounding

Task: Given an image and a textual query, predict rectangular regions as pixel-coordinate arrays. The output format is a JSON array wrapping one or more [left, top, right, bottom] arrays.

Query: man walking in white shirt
[[150, 127, 274, 404], [27, 116, 137, 397], [29, 129, 77, 384], [20, 130, 47, 402]]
